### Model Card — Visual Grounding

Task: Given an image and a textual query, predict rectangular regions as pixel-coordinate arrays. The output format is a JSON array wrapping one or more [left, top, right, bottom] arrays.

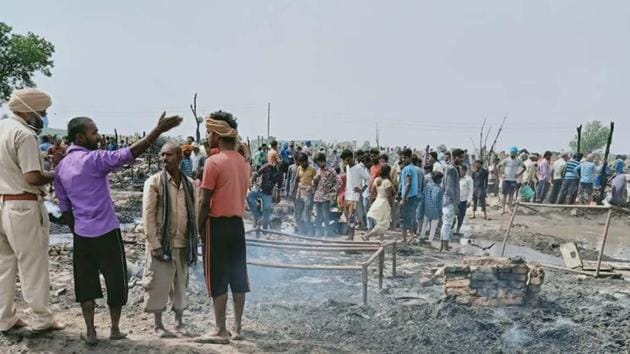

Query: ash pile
[[442, 257, 544, 307]]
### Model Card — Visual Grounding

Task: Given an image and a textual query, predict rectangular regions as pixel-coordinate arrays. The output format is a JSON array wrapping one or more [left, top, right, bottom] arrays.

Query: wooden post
[[500, 202, 520, 256], [595, 209, 614, 278], [361, 264, 368, 305], [392, 241, 397, 277], [378, 248, 384, 290]]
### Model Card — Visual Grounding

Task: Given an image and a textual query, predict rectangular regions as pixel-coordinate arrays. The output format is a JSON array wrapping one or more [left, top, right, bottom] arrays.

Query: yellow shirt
[[142, 172, 198, 251], [0, 115, 46, 195], [297, 165, 316, 197]]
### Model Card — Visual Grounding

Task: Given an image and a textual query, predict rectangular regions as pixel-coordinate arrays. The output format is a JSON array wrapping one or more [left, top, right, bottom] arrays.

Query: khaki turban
[[205, 117, 238, 138], [7, 88, 52, 113]]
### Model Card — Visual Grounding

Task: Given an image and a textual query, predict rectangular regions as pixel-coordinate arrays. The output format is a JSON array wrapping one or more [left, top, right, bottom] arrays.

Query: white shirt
[[459, 175, 473, 202], [345, 164, 369, 202], [552, 159, 567, 180]]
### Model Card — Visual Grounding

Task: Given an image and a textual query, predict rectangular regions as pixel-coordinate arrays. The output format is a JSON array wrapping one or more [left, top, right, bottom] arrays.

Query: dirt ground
[[2, 194, 630, 353]]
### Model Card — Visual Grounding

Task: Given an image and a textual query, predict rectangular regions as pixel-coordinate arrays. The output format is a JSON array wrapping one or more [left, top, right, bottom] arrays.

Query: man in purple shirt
[[55, 112, 182, 345], [535, 151, 552, 203]]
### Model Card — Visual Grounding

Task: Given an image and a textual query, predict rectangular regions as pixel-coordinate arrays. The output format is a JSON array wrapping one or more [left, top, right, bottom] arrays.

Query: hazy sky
[[3, 0, 629, 152]]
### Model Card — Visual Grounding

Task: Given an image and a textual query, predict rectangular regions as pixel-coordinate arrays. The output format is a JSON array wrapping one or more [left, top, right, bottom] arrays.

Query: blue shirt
[[614, 159, 625, 174], [576, 161, 596, 184], [179, 157, 193, 177], [564, 159, 580, 180], [423, 182, 444, 220], [400, 164, 419, 198], [39, 142, 51, 152]]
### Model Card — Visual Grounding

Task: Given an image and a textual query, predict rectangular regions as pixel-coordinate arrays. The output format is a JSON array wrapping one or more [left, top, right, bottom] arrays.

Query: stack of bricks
[[443, 257, 544, 307]]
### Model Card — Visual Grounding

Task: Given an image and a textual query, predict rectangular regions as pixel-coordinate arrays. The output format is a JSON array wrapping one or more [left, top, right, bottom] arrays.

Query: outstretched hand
[[156, 111, 183, 133]]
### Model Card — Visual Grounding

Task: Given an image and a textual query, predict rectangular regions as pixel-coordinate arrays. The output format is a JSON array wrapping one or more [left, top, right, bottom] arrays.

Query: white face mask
[[10, 94, 48, 133]]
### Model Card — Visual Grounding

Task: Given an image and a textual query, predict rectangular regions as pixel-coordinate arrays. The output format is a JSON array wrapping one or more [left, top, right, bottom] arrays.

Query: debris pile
[[443, 257, 544, 307]]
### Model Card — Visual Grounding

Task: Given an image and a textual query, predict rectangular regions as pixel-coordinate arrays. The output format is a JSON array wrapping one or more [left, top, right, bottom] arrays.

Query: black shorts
[[204, 217, 250, 298], [73, 229, 128, 307], [502, 180, 518, 196], [473, 193, 486, 211]]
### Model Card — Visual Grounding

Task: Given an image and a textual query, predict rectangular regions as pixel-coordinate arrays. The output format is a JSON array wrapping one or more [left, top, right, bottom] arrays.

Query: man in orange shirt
[[196, 111, 250, 345]]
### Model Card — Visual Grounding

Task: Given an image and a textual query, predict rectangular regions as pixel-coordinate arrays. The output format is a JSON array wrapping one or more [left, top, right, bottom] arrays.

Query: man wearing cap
[[500, 147, 525, 214], [0, 88, 64, 332]]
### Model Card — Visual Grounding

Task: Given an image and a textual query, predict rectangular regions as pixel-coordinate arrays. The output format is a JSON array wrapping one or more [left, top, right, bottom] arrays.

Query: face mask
[[41, 114, 49, 129]]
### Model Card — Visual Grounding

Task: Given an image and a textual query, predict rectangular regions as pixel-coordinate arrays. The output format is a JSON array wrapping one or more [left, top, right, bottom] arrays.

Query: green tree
[[569, 120, 610, 153], [0, 22, 55, 102]]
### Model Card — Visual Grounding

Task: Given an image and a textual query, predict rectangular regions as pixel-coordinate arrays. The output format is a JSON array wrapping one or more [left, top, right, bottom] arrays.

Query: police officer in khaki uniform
[[0, 88, 64, 332]]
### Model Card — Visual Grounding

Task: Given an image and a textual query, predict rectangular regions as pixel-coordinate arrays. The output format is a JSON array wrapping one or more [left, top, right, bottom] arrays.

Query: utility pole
[[267, 102, 271, 141], [375, 122, 380, 150]]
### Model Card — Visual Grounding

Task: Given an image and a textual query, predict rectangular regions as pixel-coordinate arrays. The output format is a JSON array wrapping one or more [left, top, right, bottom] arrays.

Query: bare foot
[[231, 326, 243, 340], [33, 320, 65, 332], [81, 330, 98, 346], [154, 326, 176, 338], [194, 331, 230, 344], [174, 324, 191, 337], [110, 328, 127, 340]]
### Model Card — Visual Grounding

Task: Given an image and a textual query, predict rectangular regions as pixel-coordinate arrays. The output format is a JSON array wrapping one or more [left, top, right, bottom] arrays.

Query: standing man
[[412, 155, 426, 236], [557, 153, 582, 205], [142, 143, 198, 338], [312, 153, 339, 237], [179, 145, 194, 177], [549, 153, 568, 204], [500, 147, 525, 214], [575, 153, 596, 205], [247, 153, 282, 229], [197, 111, 250, 344], [342, 150, 369, 240], [55, 113, 182, 345], [0, 88, 64, 333], [267, 140, 280, 165], [456, 165, 473, 235], [536, 151, 552, 203], [521, 154, 538, 202], [293, 153, 316, 235], [399, 149, 419, 244], [191, 142, 205, 175], [441, 149, 464, 251], [471, 160, 489, 220]]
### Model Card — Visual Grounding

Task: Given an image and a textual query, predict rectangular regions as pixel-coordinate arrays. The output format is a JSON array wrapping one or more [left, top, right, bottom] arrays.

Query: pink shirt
[[537, 158, 551, 182]]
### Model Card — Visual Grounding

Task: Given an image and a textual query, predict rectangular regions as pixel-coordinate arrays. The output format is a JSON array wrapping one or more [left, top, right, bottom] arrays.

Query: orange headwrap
[[205, 117, 238, 138]]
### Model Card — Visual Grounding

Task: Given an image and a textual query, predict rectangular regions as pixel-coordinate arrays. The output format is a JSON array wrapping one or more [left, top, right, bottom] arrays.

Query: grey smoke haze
[[2, 0, 629, 152]]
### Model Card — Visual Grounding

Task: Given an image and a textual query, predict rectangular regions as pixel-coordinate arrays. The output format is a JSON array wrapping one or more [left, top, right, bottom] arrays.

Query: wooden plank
[[500, 202, 520, 256], [362, 264, 368, 305], [363, 248, 384, 266], [247, 260, 361, 271], [255, 229, 381, 245], [518, 202, 611, 210], [247, 242, 379, 253], [595, 209, 614, 278], [559, 242, 583, 269], [246, 238, 379, 249]]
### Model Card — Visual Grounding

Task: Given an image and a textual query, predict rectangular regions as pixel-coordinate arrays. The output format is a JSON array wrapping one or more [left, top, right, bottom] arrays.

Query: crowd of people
[[247, 141, 628, 250], [0, 87, 627, 348]]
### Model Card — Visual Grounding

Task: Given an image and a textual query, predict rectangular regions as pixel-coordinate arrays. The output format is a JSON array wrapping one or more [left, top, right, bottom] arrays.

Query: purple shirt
[[537, 158, 551, 182], [55, 145, 135, 237]]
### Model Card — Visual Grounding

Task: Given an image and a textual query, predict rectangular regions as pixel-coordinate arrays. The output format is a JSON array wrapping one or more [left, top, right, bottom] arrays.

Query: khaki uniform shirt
[[0, 115, 46, 195], [142, 172, 197, 251]]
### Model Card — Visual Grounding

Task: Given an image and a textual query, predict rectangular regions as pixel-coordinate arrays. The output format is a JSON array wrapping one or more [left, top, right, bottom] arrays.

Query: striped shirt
[[564, 159, 580, 180]]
